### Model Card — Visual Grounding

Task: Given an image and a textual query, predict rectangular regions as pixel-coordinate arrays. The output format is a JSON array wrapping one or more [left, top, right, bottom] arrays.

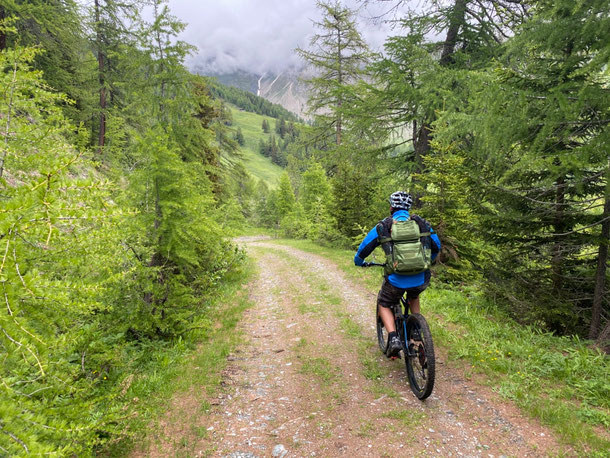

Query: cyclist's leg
[[405, 271, 430, 314], [409, 296, 421, 314], [377, 278, 406, 332], [378, 304, 396, 332]]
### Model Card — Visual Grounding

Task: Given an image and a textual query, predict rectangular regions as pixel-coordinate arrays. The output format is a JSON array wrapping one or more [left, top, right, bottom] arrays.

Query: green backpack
[[379, 219, 431, 275]]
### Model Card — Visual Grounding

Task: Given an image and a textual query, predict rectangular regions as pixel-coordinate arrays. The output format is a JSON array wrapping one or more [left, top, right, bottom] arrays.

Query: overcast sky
[[166, 0, 412, 75]]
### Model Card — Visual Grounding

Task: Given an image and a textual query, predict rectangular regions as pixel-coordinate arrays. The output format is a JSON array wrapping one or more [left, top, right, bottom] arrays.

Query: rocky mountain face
[[201, 69, 310, 119]]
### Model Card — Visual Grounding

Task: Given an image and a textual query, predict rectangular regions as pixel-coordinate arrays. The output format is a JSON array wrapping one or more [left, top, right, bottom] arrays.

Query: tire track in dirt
[[136, 239, 573, 457]]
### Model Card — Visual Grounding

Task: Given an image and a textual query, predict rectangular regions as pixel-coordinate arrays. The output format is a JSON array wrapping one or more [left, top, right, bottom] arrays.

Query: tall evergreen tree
[[297, 0, 372, 146], [432, 0, 610, 333], [88, 0, 140, 156]]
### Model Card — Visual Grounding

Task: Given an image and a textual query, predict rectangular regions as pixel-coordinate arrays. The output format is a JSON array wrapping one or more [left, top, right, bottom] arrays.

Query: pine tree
[[89, 0, 140, 157], [300, 162, 336, 241], [262, 118, 270, 133], [432, 0, 610, 332], [273, 173, 296, 225], [297, 0, 372, 146]]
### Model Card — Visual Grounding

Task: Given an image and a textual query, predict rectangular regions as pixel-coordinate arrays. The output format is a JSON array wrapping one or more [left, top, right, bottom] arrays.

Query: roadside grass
[[271, 238, 610, 454], [382, 409, 426, 428], [104, 258, 256, 456]]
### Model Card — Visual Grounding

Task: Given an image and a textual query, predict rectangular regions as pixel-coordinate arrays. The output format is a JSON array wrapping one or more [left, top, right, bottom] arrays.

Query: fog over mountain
[[170, 0, 402, 76]]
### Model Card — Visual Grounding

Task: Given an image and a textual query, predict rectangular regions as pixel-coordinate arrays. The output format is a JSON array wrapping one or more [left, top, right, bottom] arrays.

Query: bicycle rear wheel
[[404, 313, 435, 400], [376, 304, 389, 354]]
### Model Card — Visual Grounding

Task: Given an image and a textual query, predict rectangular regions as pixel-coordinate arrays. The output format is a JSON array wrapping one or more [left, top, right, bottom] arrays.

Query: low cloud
[[170, 0, 402, 75]]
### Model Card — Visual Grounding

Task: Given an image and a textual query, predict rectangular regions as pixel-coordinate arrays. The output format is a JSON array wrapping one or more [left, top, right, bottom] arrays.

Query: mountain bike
[[364, 262, 436, 400]]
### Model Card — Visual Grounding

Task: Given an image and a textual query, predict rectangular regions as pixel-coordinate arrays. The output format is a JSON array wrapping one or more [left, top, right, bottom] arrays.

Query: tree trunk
[[440, 0, 468, 66], [596, 320, 610, 353], [95, 0, 106, 155], [336, 25, 342, 146], [412, 122, 431, 208], [590, 165, 610, 339], [410, 0, 467, 208], [551, 175, 566, 292]]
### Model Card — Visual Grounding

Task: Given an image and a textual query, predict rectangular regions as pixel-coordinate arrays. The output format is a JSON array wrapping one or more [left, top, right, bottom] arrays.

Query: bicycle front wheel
[[404, 313, 435, 400]]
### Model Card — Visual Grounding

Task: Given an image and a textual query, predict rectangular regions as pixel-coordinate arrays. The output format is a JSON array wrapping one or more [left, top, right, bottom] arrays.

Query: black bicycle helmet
[[389, 191, 413, 211]]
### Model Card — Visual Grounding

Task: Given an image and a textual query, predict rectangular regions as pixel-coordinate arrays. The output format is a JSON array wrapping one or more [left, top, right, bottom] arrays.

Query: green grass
[[298, 355, 340, 385], [356, 419, 376, 438], [381, 409, 426, 427], [269, 237, 610, 455], [229, 106, 284, 187], [104, 258, 257, 456]]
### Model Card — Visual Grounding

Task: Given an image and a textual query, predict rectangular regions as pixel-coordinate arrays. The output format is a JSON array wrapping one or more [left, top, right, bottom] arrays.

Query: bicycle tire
[[404, 313, 435, 400], [376, 304, 389, 354]]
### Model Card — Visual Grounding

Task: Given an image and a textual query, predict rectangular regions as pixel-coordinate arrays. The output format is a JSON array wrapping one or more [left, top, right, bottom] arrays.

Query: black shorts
[[377, 275, 429, 309]]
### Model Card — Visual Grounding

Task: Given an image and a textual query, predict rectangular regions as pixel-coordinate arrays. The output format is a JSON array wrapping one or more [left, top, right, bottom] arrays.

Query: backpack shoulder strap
[[376, 216, 393, 244]]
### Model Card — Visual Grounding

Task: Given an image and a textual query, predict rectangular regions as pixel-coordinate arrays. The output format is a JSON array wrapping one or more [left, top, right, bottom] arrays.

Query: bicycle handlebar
[[362, 262, 386, 267]]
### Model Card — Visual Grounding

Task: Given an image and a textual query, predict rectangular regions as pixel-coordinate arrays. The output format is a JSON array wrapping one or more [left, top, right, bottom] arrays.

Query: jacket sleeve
[[430, 228, 441, 261], [354, 226, 380, 266]]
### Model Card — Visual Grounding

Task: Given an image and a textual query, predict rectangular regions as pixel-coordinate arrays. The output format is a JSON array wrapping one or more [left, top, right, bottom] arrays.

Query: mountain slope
[[204, 69, 309, 119], [228, 105, 283, 187]]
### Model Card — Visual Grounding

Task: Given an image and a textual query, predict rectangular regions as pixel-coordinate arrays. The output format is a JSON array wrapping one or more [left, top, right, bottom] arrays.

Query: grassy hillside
[[230, 105, 284, 187]]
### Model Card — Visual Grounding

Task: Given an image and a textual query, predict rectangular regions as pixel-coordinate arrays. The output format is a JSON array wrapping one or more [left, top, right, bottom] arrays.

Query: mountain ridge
[[200, 69, 310, 120]]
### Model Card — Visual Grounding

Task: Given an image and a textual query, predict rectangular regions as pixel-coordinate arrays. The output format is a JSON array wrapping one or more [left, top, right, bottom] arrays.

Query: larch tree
[[297, 0, 372, 146], [432, 0, 610, 333], [89, 0, 141, 157]]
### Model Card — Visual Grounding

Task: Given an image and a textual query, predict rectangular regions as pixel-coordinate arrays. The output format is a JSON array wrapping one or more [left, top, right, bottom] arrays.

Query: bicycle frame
[[396, 295, 417, 357]]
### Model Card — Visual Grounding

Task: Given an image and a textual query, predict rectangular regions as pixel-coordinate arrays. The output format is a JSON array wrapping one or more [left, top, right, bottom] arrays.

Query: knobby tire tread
[[405, 313, 435, 400]]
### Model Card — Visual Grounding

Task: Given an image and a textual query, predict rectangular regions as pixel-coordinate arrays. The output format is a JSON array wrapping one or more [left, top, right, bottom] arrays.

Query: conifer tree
[[274, 173, 296, 224], [297, 0, 372, 146], [432, 0, 610, 332], [89, 0, 140, 156], [0, 45, 123, 455]]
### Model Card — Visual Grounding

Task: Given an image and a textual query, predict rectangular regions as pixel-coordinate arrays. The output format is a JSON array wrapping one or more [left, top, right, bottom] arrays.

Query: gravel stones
[[271, 444, 287, 457]]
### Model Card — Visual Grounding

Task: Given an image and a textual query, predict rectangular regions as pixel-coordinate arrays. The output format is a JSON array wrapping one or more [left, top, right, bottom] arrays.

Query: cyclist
[[354, 191, 441, 358]]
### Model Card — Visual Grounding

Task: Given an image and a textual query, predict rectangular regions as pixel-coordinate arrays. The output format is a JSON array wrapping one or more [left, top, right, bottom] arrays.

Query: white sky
[[166, 0, 413, 74]]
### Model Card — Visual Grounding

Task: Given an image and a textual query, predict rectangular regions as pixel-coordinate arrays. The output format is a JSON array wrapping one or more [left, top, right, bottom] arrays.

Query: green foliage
[[206, 77, 300, 121], [274, 172, 296, 221], [234, 126, 245, 146], [430, 0, 610, 332], [0, 46, 125, 456], [0, 1, 249, 454]]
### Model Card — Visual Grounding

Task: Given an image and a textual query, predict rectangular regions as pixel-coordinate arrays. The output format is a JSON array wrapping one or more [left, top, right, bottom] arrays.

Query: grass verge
[[271, 238, 610, 455], [103, 257, 256, 456]]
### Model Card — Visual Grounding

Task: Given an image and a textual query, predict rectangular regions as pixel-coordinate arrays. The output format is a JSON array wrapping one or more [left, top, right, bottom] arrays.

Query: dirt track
[[136, 239, 571, 457]]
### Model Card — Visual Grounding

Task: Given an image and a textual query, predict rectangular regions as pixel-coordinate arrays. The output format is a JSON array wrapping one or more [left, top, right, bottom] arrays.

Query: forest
[[0, 0, 608, 455], [254, 0, 609, 342]]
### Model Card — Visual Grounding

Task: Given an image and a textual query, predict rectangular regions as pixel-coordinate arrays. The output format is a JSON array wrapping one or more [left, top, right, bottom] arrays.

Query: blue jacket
[[354, 210, 441, 288]]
